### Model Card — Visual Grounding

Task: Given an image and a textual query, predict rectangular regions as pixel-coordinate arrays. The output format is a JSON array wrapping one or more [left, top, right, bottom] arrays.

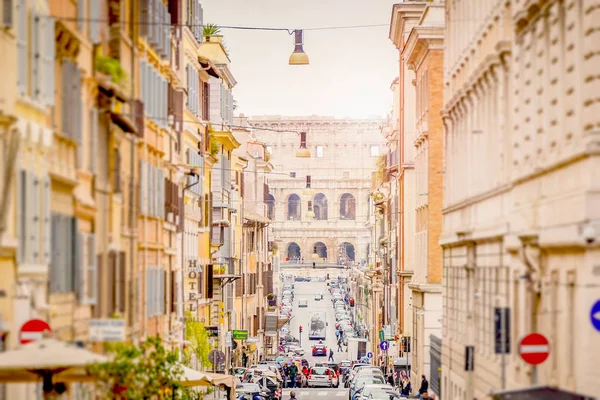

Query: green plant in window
[[210, 136, 219, 157], [95, 55, 128, 86]]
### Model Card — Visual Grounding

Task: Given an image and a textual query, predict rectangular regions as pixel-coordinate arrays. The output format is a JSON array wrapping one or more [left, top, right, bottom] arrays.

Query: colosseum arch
[[339, 242, 356, 261], [286, 242, 301, 260], [312, 241, 328, 259], [313, 193, 328, 220], [266, 194, 275, 220], [339, 193, 356, 220], [286, 193, 301, 220]]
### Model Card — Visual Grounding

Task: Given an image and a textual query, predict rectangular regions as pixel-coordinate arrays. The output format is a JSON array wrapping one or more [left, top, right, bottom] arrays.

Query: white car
[[308, 367, 339, 388], [298, 299, 308, 307], [287, 344, 305, 356], [314, 292, 323, 301]]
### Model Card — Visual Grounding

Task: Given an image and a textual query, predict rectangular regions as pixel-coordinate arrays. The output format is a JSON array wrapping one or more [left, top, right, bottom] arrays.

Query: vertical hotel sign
[[185, 259, 205, 313]]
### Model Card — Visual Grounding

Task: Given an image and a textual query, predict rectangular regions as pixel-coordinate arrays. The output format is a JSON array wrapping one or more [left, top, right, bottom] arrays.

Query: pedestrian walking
[[328, 349, 334, 362], [283, 364, 290, 388], [387, 371, 395, 387], [400, 374, 412, 396], [337, 339, 343, 352], [412, 374, 429, 398], [290, 363, 298, 388]]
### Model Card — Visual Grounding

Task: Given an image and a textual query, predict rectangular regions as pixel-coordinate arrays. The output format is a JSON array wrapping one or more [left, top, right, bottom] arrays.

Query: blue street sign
[[591, 299, 600, 332], [278, 345, 285, 352], [367, 352, 373, 359], [379, 340, 390, 351]]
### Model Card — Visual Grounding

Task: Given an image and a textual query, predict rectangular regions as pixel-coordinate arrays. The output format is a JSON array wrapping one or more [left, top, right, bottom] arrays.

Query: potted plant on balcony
[[267, 293, 277, 307], [95, 55, 128, 86]]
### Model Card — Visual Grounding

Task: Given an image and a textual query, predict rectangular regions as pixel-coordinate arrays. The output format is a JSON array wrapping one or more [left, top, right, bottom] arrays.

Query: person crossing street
[[328, 349, 334, 362]]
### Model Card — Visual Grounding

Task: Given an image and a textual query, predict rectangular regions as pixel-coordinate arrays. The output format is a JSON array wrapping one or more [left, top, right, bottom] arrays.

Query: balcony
[[49, 134, 78, 185]]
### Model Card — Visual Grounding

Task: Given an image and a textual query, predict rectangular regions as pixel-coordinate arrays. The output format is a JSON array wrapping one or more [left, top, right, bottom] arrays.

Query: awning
[[244, 209, 270, 225], [277, 318, 290, 330], [198, 56, 221, 78], [491, 386, 595, 400]]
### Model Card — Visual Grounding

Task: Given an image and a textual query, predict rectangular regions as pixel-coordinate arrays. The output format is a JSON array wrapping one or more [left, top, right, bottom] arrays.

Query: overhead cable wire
[[47, 16, 387, 33]]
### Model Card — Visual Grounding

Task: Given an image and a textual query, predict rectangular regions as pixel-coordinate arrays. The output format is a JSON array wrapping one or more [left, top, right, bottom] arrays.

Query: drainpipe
[[240, 160, 248, 331], [128, 0, 137, 339], [520, 239, 542, 386]]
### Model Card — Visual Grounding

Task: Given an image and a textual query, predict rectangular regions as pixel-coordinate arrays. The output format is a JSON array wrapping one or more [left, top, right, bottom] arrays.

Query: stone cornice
[[389, 3, 428, 49], [405, 26, 445, 72]]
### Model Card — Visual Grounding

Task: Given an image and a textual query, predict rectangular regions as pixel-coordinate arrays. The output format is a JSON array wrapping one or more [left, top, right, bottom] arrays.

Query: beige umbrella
[[0, 338, 108, 398], [179, 365, 214, 387]]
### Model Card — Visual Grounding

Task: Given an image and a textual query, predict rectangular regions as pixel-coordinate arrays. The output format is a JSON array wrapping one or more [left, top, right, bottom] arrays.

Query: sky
[[201, 0, 399, 119]]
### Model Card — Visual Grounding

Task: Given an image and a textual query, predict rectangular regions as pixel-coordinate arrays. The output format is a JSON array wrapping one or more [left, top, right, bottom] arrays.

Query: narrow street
[[284, 268, 350, 365]]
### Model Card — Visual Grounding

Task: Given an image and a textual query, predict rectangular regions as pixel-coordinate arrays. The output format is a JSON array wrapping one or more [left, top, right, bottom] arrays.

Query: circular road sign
[[278, 345, 285, 352], [519, 333, 549, 365], [19, 319, 52, 345], [590, 299, 600, 332], [379, 341, 390, 351], [367, 352, 373, 359]]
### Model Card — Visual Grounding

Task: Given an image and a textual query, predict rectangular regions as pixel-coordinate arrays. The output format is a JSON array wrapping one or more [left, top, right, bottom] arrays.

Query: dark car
[[312, 344, 327, 356]]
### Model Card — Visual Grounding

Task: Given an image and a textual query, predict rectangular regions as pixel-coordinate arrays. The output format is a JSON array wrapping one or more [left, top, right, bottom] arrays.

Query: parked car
[[308, 367, 339, 388], [287, 344, 305, 356], [314, 292, 323, 301], [312, 344, 327, 356]]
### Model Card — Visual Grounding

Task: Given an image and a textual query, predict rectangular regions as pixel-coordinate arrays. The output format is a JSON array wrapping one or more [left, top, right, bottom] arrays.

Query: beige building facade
[[441, 0, 600, 399]]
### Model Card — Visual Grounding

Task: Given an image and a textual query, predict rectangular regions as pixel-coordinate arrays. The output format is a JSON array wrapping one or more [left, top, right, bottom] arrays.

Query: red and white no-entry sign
[[519, 333, 549, 365], [19, 319, 52, 345]]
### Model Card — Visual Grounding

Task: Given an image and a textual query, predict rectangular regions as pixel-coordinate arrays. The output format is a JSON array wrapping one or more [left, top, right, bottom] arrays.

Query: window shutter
[[220, 84, 224, 120], [197, 1, 203, 40], [193, 0, 200, 41], [140, 59, 146, 105], [139, 160, 147, 214], [165, 8, 171, 61], [145, 268, 150, 318], [76, 0, 84, 31], [74, 232, 84, 302], [118, 251, 126, 313], [75, 67, 83, 167], [87, 234, 97, 305], [152, 0, 160, 46], [16, 0, 27, 95], [3, 0, 14, 28], [49, 214, 58, 292], [61, 61, 71, 137], [31, 13, 40, 100], [160, 269, 165, 315], [156, 3, 163, 53], [43, 16, 55, 107], [16, 170, 25, 263], [106, 252, 115, 315], [89, 107, 97, 173], [89, 0, 99, 42], [139, 0, 150, 37], [41, 176, 51, 264], [26, 172, 37, 263]]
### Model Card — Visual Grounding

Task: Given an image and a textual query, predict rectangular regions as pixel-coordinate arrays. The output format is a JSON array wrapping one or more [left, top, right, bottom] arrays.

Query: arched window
[[287, 194, 301, 220], [313, 193, 328, 220], [266, 194, 275, 220], [339, 242, 355, 261], [340, 193, 356, 220], [312, 242, 328, 259], [287, 242, 301, 260]]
